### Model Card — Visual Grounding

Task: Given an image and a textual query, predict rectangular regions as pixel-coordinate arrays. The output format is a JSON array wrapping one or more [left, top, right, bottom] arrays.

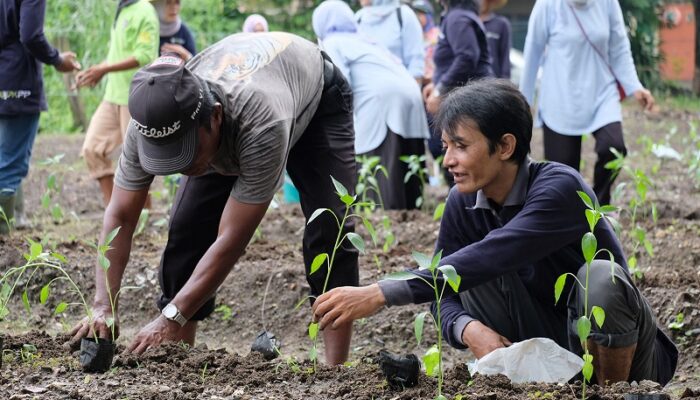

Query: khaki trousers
[[81, 101, 131, 179]]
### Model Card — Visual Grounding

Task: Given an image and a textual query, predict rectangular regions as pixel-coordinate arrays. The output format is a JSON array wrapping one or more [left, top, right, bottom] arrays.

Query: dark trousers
[[361, 129, 425, 210], [543, 122, 626, 205], [458, 261, 677, 385], [157, 63, 359, 320]]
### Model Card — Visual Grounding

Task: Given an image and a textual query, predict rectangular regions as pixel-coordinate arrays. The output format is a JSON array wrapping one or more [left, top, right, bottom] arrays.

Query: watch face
[[163, 304, 177, 319]]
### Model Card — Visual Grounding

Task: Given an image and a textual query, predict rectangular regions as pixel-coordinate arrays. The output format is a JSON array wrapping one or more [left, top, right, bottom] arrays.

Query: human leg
[[287, 63, 358, 364], [157, 172, 236, 328], [81, 101, 127, 206], [543, 124, 582, 171], [0, 114, 40, 234], [591, 122, 626, 205], [568, 260, 670, 384], [362, 129, 407, 210]]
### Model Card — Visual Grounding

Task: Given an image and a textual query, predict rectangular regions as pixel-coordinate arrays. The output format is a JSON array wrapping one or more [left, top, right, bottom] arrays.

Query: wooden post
[[54, 36, 88, 131]]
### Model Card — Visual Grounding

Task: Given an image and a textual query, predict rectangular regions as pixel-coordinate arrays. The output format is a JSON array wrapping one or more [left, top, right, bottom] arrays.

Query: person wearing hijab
[[355, 0, 425, 83], [313, 0, 430, 210], [410, 0, 440, 84], [153, 0, 197, 60], [242, 14, 269, 33], [520, 0, 655, 205]]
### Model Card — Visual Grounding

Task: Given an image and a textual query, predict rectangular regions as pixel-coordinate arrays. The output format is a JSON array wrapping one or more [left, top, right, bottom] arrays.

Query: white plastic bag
[[471, 337, 583, 384]]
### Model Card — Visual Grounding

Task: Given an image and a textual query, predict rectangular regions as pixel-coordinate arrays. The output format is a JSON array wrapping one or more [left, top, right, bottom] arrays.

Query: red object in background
[[659, 2, 696, 83]]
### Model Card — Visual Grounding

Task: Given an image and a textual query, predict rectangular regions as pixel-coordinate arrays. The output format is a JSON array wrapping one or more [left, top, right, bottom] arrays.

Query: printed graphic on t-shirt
[[196, 33, 292, 83]]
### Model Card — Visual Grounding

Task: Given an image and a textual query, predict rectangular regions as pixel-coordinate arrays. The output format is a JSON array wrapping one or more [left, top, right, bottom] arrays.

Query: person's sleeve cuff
[[453, 315, 476, 346], [378, 279, 414, 307]]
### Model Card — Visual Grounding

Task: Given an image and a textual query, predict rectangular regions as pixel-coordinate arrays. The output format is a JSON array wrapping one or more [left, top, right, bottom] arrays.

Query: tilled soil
[[1, 105, 699, 399]]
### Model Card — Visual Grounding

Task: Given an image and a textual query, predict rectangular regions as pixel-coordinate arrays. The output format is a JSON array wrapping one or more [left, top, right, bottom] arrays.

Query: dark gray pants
[[157, 62, 359, 320], [360, 129, 426, 210], [543, 122, 626, 205], [459, 261, 677, 385]]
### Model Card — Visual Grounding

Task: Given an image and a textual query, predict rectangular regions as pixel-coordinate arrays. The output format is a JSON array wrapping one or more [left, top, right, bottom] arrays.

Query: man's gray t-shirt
[[115, 32, 325, 203]]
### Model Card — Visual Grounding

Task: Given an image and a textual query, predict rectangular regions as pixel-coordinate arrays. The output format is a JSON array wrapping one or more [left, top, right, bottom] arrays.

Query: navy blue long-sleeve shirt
[[378, 161, 628, 348], [483, 13, 511, 79], [432, 7, 493, 94], [0, 0, 62, 115], [159, 22, 197, 57]]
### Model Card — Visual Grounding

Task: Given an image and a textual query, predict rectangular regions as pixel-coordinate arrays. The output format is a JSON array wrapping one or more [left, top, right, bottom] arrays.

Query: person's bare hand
[[55, 51, 81, 73], [634, 88, 655, 112], [426, 92, 441, 115], [75, 63, 107, 89], [461, 320, 512, 359], [422, 82, 434, 103], [124, 315, 183, 355], [66, 306, 118, 350], [160, 43, 192, 61], [312, 284, 386, 330]]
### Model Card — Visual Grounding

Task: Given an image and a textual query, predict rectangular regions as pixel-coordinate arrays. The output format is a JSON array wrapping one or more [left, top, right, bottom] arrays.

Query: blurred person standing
[[76, 0, 158, 207], [154, 0, 197, 60], [355, 0, 425, 83], [313, 0, 430, 210], [520, 0, 654, 205], [0, 0, 81, 234], [480, 0, 511, 79], [410, 0, 440, 84], [242, 14, 269, 33], [423, 0, 492, 116]]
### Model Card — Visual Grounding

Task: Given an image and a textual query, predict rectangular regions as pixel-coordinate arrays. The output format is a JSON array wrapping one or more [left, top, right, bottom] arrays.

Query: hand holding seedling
[[461, 320, 512, 359], [66, 307, 118, 349], [312, 284, 386, 330], [124, 315, 186, 355]]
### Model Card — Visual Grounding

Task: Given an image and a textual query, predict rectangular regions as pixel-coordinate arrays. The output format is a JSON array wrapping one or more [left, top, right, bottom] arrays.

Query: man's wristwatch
[[162, 303, 187, 327]]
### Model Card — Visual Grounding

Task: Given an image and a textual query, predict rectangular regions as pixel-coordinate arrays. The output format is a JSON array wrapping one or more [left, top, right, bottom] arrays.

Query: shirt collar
[[473, 158, 531, 210]]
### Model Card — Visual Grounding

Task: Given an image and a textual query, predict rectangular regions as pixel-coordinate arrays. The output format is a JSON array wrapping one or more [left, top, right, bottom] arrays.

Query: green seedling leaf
[[584, 209, 599, 233], [29, 240, 42, 261], [581, 232, 597, 265], [577, 191, 594, 210], [309, 345, 318, 361], [436, 396, 448, 400], [51, 204, 64, 221], [310, 253, 328, 275], [307, 208, 330, 225], [362, 218, 377, 245], [330, 176, 348, 197], [582, 353, 594, 382], [340, 194, 356, 207], [346, 232, 365, 254], [22, 290, 31, 314], [598, 205, 617, 214], [433, 202, 445, 221], [438, 265, 461, 292], [423, 345, 440, 377], [382, 233, 395, 253], [105, 226, 121, 246], [47, 174, 57, 191], [54, 302, 68, 315], [106, 317, 115, 328], [431, 250, 443, 270], [51, 252, 67, 263], [403, 171, 412, 184], [652, 203, 658, 223], [414, 311, 428, 345], [308, 322, 319, 340], [576, 316, 591, 343], [383, 271, 417, 281], [591, 306, 605, 329], [554, 273, 568, 304], [41, 192, 50, 209], [605, 215, 622, 237], [98, 254, 110, 271], [40, 284, 50, 305], [643, 239, 654, 257], [413, 251, 433, 271]]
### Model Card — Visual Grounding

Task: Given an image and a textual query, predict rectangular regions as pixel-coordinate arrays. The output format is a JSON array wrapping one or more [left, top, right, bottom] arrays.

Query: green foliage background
[[619, 0, 665, 91], [41, 0, 322, 134]]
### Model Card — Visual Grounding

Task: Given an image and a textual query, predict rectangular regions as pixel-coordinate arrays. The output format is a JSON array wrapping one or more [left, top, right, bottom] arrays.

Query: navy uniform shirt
[[159, 22, 197, 57]]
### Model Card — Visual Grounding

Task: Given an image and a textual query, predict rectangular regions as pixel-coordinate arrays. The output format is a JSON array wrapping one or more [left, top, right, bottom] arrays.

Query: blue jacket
[[159, 22, 197, 57], [433, 7, 492, 94], [0, 0, 62, 115]]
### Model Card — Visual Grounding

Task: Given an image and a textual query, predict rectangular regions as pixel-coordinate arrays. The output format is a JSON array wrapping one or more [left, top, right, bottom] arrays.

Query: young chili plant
[[304, 176, 376, 371], [400, 154, 429, 209], [553, 191, 617, 400], [38, 154, 66, 224], [356, 155, 388, 212], [606, 148, 656, 281], [383, 250, 460, 400]]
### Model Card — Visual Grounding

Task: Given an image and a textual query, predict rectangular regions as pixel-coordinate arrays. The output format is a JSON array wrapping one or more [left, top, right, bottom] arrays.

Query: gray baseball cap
[[128, 55, 204, 176]]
